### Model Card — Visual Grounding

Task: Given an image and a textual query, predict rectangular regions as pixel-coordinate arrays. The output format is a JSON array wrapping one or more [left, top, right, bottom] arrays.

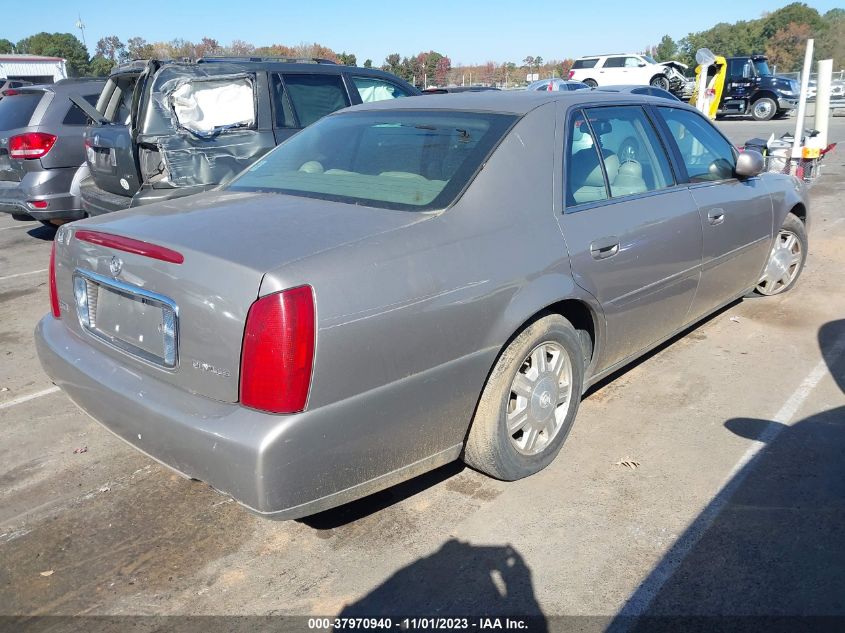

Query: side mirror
[[735, 150, 765, 178], [638, 62, 647, 67]]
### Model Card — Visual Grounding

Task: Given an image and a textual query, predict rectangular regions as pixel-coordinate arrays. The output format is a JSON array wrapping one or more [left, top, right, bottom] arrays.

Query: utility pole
[[75, 14, 87, 50]]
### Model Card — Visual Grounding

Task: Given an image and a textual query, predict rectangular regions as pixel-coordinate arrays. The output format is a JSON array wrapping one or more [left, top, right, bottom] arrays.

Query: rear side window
[[572, 59, 598, 69], [279, 74, 350, 128], [62, 94, 100, 125], [656, 107, 736, 181], [352, 76, 409, 102], [0, 93, 43, 130], [565, 110, 609, 206], [228, 110, 516, 211]]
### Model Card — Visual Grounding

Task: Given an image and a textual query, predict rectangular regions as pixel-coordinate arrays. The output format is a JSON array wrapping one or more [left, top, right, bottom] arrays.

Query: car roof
[[347, 89, 689, 115], [14, 78, 104, 95]]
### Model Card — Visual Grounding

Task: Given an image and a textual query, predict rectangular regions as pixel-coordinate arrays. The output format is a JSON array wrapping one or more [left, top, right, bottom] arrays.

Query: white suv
[[568, 54, 672, 90]]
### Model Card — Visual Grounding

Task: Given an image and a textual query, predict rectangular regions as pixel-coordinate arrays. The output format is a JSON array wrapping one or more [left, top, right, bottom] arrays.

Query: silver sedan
[[37, 91, 808, 519]]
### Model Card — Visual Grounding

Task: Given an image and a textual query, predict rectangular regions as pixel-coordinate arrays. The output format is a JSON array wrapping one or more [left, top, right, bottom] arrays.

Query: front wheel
[[583, 78, 597, 88], [463, 314, 585, 481], [650, 75, 670, 90], [755, 213, 807, 296], [751, 97, 777, 121]]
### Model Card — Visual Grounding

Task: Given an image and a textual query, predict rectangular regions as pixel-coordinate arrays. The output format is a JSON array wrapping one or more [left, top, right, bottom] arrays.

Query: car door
[[598, 56, 625, 85], [556, 104, 703, 370], [653, 106, 772, 321]]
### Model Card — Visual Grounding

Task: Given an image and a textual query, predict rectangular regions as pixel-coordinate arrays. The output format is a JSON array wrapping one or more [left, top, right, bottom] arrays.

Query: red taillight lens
[[568, 70, 575, 80], [28, 200, 48, 209], [240, 286, 315, 414], [49, 239, 60, 318], [3, 89, 19, 96], [75, 230, 184, 264], [9, 132, 57, 159]]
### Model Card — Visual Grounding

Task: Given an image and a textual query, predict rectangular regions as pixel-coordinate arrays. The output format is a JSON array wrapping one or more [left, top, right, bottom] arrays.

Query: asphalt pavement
[[1, 115, 844, 632]]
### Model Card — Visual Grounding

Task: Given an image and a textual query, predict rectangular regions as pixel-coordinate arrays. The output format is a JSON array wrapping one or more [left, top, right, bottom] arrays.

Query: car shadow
[[26, 223, 57, 241], [608, 319, 845, 632], [336, 538, 548, 628], [298, 461, 465, 530], [583, 301, 738, 400]]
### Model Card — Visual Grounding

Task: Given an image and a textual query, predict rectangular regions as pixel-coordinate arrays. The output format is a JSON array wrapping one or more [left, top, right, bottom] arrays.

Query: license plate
[[73, 271, 178, 368]]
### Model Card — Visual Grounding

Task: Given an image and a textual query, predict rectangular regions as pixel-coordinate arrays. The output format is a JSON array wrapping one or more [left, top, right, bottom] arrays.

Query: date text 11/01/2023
[[307, 617, 533, 630]]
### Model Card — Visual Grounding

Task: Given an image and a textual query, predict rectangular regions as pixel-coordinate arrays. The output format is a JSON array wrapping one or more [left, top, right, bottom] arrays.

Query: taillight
[[75, 230, 184, 264], [568, 70, 575, 80], [240, 286, 315, 414], [9, 132, 57, 159], [3, 89, 19, 96], [49, 239, 60, 318]]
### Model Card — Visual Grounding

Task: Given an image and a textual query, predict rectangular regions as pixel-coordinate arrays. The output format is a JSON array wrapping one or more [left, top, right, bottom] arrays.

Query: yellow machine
[[689, 55, 727, 120]]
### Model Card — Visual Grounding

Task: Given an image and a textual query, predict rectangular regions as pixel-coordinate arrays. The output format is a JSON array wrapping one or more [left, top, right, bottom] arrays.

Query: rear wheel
[[751, 97, 777, 121], [464, 314, 584, 481], [650, 75, 670, 90], [583, 78, 597, 88], [754, 213, 807, 296]]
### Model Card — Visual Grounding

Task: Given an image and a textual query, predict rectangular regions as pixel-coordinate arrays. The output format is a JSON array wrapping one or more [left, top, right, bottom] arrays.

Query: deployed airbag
[[168, 78, 255, 136]]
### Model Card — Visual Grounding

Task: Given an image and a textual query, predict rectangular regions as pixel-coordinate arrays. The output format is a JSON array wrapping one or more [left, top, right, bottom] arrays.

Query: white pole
[[792, 38, 815, 159], [815, 58, 833, 148]]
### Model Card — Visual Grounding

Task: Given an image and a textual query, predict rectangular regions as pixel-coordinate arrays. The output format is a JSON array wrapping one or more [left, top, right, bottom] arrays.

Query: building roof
[[0, 55, 65, 63]]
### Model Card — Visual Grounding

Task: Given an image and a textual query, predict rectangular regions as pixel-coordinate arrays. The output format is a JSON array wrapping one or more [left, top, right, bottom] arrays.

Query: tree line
[[0, 3, 841, 88]]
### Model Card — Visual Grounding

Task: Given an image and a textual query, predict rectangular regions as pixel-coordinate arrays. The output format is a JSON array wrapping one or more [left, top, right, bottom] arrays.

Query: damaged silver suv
[[70, 58, 418, 215]]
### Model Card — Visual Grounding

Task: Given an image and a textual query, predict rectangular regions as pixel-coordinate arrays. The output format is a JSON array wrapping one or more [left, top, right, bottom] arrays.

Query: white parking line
[[0, 223, 37, 231], [0, 269, 47, 282], [613, 333, 845, 623], [0, 386, 60, 410]]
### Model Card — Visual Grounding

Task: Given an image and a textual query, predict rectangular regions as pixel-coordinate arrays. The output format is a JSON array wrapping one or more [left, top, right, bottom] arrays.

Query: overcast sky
[[4, 0, 842, 65]]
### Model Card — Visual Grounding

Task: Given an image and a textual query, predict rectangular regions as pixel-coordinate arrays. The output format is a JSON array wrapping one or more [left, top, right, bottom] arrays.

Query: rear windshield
[[0, 92, 43, 130], [227, 110, 517, 211]]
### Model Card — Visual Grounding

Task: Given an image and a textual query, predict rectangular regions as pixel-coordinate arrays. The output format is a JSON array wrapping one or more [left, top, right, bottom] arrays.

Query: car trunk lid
[[55, 190, 429, 403]]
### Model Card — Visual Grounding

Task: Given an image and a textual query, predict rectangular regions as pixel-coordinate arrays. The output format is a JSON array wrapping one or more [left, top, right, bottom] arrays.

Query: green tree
[[0, 38, 14, 54], [88, 55, 114, 77], [337, 51, 357, 66], [95, 35, 126, 63], [16, 32, 89, 76], [363, 58, 372, 68], [760, 2, 823, 39], [126, 37, 155, 60], [382, 53, 401, 75], [654, 35, 678, 61]]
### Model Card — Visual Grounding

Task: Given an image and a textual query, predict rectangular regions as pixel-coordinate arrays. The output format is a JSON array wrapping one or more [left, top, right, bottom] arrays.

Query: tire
[[583, 78, 597, 88], [464, 314, 585, 481], [754, 213, 807, 296], [751, 97, 777, 121], [650, 75, 670, 90]]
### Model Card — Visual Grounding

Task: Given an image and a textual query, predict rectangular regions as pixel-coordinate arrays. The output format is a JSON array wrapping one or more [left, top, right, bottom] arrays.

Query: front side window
[[352, 77, 409, 103], [279, 73, 350, 128], [656, 107, 736, 182], [227, 110, 516, 211], [624, 57, 642, 68]]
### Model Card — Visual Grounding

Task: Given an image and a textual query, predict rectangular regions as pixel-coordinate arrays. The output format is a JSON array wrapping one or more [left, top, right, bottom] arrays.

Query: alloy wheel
[[756, 229, 802, 295]]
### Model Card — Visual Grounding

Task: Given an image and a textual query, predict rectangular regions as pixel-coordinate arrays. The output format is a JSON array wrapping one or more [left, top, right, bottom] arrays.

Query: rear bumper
[[35, 315, 465, 519], [0, 167, 83, 219], [79, 176, 132, 216]]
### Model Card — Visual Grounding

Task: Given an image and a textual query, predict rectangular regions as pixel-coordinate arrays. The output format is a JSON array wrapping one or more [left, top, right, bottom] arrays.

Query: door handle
[[590, 237, 620, 260], [707, 208, 726, 226]]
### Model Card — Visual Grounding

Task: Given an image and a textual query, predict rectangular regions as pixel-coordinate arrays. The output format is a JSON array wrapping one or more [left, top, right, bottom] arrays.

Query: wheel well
[[752, 91, 779, 103], [790, 203, 807, 223], [511, 299, 595, 368]]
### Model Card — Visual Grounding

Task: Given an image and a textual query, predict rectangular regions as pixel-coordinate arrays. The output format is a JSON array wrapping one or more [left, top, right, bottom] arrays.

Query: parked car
[[568, 54, 687, 93], [0, 79, 33, 99], [525, 78, 589, 92], [37, 91, 808, 519], [422, 86, 500, 94], [596, 85, 681, 101], [714, 55, 799, 121], [70, 57, 419, 217], [0, 78, 104, 224]]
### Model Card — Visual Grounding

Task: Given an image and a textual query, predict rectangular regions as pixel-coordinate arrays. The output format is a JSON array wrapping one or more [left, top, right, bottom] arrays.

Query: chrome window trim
[[72, 268, 180, 371]]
